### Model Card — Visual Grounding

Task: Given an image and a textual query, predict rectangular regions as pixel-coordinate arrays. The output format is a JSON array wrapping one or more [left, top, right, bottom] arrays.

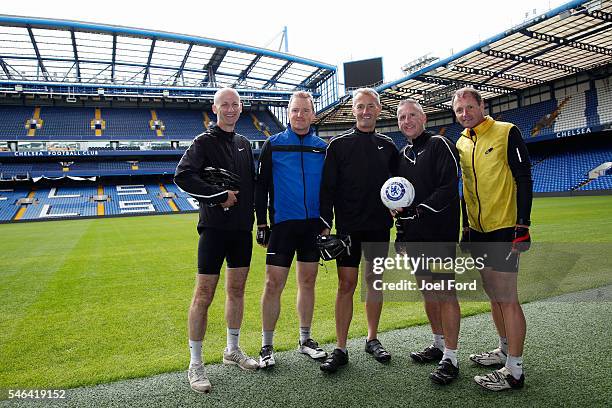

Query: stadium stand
[[2, 140, 610, 222], [36, 107, 94, 139], [386, 91, 605, 149], [95, 108, 154, 140], [0, 160, 180, 178], [163, 182, 200, 212], [89, 146, 114, 151], [553, 91, 588, 134], [0, 182, 191, 221], [257, 111, 285, 135], [495, 99, 558, 139], [19, 185, 98, 220], [585, 88, 600, 128], [581, 174, 612, 191], [386, 132, 406, 149], [0, 163, 33, 178], [0, 106, 282, 141], [234, 115, 267, 140], [531, 146, 612, 193], [0, 2, 610, 224], [0, 106, 31, 138], [136, 161, 178, 170], [595, 81, 612, 126], [0, 188, 29, 221], [155, 109, 206, 138], [428, 122, 464, 143], [103, 183, 174, 215]]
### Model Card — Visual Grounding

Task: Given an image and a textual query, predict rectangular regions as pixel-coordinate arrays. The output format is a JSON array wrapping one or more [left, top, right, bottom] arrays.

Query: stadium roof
[[316, 0, 612, 124], [0, 15, 337, 105]]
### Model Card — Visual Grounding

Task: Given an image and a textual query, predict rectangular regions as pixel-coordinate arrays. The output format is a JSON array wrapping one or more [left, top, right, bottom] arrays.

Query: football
[[380, 177, 415, 210]]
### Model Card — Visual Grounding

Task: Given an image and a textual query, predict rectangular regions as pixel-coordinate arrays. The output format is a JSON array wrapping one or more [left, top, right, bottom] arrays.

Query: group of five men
[[174, 85, 532, 394]]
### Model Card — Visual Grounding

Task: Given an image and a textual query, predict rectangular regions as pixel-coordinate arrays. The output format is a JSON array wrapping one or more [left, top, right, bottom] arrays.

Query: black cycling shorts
[[266, 219, 321, 267], [197, 228, 252, 275], [336, 229, 390, 268], [405, 241, 457, 280], [469, 227, 519, 273]]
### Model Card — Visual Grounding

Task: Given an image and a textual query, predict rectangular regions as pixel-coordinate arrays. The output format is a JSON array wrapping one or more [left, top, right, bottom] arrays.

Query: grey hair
[[397, 98, 425, 116]]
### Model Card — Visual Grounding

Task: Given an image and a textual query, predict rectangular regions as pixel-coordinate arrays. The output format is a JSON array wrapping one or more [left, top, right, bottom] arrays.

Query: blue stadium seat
[[0, 106, 285, 142], [0, 106, 31, 138], [532, 147, 612, 192], [155, 109, 206, 138], [0, 188, 29, 221], [37, 107, 94, 140]]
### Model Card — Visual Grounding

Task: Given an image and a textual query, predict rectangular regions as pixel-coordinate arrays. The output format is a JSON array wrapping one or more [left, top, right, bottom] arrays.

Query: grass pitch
[[11, 287, 608, 408], [0, 195, 611, 390]]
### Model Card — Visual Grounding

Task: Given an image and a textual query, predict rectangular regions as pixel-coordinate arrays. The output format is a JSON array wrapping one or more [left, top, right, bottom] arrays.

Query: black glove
[[394, 218, 407, 255], [459, 227, 471, 253], [256, 225, 271, 246], [511, 226, 531, 253]]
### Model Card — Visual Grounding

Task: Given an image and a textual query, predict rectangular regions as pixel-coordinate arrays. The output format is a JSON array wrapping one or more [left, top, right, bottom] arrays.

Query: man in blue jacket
[[255, 91, 328, 368]]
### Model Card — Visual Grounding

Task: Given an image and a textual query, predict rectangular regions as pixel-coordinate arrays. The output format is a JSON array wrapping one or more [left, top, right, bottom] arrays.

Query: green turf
[[0, 195, 611, 390], [4, 287, 608, 408]]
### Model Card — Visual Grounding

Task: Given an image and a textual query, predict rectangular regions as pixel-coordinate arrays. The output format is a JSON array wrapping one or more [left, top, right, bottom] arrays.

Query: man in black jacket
[[319, 88, 399, 373], [394, 99, 461, 385], [174, 88, 258, 394]]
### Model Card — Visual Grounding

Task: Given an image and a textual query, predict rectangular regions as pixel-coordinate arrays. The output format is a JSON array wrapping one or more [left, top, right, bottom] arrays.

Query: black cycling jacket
[[396, 131, 460, 242], [174, 125, 255, 233], [320, 127, 399, 232]]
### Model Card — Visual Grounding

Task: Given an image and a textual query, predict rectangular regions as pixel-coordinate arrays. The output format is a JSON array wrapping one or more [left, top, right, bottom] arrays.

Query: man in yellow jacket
[[452, 87, 533, 392]]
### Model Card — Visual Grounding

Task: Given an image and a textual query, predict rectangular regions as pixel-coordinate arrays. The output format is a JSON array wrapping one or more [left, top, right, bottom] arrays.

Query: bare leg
[[261, 265, 290, 331], [188, 274, 220, 341], [482, 269, 526, 356], [296, 261, 318, 328], [481, 268, 507, 338], [363, 260, 384, 341], [335, 266, 358, 349], [438, 288, 461, 350], [417, 276, 443, 336], [225, 267, 249, 330]]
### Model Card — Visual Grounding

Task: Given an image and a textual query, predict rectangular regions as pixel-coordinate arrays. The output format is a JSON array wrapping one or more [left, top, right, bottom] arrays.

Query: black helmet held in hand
[[202, 167, 241, 191], [316, 234, 351, 261]]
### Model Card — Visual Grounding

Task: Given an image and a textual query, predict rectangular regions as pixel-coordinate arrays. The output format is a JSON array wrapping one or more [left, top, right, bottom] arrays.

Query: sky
[[3, 0, 569, 87]]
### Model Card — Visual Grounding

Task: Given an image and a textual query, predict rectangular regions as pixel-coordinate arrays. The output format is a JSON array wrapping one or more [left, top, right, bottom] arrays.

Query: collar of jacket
[[211, 125, 235, 139], [407, 130, 432, 150], [287, 123, 314, 139], [461, 115, 495, 141], [352, 126, 376, 135]]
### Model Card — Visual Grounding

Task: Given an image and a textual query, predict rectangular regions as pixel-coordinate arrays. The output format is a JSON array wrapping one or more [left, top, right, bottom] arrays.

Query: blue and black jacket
[[255, 125, 327, 226]]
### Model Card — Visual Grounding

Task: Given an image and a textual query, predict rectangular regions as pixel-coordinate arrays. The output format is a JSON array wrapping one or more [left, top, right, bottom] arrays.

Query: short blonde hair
[[352, 87, 381, 108], [451, 87, 482, 107], [289, 91, 315, 111]]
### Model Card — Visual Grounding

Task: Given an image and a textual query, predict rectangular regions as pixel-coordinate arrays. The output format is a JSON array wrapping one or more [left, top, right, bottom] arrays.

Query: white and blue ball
[[380, 177, 415, 210]]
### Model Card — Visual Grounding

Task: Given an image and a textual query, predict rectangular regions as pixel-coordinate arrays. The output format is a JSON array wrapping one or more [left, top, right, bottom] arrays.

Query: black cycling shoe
[[410, 344, 444, 363], [430, 358, 459, 385], [320, 348, 348, 373], [365, 339, 391, 363]]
